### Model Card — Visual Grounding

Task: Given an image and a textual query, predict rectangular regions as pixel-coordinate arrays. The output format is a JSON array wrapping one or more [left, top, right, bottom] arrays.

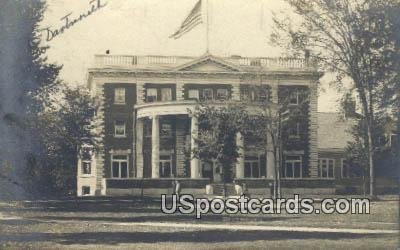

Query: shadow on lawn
[[0, 230, 387, 245], [11, 198, 162, 213], [34, 214, 299, 224]]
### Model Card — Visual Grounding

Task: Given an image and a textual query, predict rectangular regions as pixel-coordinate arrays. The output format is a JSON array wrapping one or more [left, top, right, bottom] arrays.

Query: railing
[[94, 55, 193, 68], [94, 54, 315, 69]]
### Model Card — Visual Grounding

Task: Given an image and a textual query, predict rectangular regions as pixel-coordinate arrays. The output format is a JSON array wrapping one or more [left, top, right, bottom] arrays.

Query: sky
[[40, 0, 342, 112]]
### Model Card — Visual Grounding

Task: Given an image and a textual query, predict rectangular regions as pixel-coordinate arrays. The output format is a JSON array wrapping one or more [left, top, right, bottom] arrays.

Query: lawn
[[0, 197, 398, 249]]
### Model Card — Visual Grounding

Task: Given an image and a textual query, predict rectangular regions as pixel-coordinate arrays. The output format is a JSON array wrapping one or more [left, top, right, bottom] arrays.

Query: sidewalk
[[103, 221, 399, 235]]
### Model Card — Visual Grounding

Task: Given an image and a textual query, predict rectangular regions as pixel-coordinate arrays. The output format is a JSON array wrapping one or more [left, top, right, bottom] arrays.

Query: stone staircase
[[212, 183, 237, 197]]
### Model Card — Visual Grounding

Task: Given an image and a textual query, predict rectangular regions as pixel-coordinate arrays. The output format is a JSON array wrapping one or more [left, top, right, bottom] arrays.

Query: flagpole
[[206, 0, 210, 54]]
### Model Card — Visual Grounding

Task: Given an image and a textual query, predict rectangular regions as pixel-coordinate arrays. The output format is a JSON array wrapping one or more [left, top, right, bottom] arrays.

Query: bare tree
[[244, 86, 309, 198]]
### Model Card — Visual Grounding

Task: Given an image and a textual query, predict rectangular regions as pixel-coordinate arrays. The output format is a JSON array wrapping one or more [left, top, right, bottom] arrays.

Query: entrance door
[[201, 161, 213, 180], [213, 162, 223, 183]]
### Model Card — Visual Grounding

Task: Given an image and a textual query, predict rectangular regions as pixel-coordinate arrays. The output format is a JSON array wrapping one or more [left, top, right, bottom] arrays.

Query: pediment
[[175, 55, 241, 72]]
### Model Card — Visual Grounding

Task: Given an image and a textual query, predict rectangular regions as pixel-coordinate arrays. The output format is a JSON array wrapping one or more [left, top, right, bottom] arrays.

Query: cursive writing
[[43, 0, 107, 42]]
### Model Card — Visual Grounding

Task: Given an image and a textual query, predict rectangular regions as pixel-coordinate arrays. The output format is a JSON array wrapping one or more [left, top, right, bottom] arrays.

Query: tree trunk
[[367, 126, 375, 198]]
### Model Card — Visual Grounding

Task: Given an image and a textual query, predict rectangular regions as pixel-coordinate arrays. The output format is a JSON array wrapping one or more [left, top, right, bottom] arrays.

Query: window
[[146, 88, 158, 102], [216, 88, 229, 100], [289, 90, 300, 105], [114, 88, 126, 104], [160, 123, 172, 138], [244, 156, 260, 178], [283, 155, 302, 178], [390, 133, 398, 147], [112, 155, 128, 178], [159, 155, 172, 177], [241, 86, 269, 102], [188, 89, 199, 100], [82, 161, 91, 175], [203, 88, 213, 100], [341, 159, 350, 178], [288, 123, 300, 139], [318, 158, 334, 178], [81, 147, 92, 175], [259, 90, 268, 102], [82, 186, 91, 195], [114, 121, 126, 137], [161, 88, 172, 101]]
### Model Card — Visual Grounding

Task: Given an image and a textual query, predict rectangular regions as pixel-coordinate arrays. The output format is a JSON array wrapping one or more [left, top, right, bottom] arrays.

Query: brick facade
[[77, 54, 325, 196]]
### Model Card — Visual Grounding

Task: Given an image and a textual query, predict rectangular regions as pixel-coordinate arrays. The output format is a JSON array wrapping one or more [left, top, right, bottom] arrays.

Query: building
[[77, 53, 331, 197]]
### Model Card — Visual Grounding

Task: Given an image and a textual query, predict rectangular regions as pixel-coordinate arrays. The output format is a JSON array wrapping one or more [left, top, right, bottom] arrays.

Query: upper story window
[[114, 88, 126, 104], [81, 147, 92, 175], [188, 89, 200, 100], [114, 120, 126, 137], [216, 88, 229, 100], [160, 123, 172, 138], [146, 88, 158, 102], [185, 85, 231, 101], [161, 88, 172, 101], [288, 123, 301, 139], [145, 84, 176, 102], [241, 85, 269, 102], [203, 88, 213, 100], [318, 158, 334, 178]]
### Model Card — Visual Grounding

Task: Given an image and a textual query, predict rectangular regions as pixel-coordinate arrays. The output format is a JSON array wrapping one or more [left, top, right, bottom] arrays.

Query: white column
[[190, 115, 200, 178], [136, 119, 144, 178], [235, 132, 244, 178], [151, 115, 160, 178], [266, 133, 276, 179]]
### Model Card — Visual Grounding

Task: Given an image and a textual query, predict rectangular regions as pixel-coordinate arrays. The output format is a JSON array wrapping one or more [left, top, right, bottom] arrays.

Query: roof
[[318, 112, 356, 151], [91, 53, 319, 73]]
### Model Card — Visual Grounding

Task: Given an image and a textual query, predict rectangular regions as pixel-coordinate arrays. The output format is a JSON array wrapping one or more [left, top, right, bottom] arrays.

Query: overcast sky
[[40, 0, 341, 112]]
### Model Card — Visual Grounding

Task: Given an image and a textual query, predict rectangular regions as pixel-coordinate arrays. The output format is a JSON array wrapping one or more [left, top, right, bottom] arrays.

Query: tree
[[0, 0, 61, 197], [271, 0, 400, 197], [189, 101, 249, 195], [27, 84, 99, 195], [245, 86, 310, 198]]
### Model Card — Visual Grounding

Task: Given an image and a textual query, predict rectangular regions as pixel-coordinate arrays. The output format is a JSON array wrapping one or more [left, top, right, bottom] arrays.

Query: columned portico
[[235, 132, 244, 178], [136, 119, 144, 178], [151, 115, 160, 178], [190, 115, 201, 178]]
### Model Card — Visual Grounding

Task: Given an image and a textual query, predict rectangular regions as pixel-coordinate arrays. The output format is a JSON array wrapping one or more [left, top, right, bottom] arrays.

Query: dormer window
[[114, 88, 126, 104]]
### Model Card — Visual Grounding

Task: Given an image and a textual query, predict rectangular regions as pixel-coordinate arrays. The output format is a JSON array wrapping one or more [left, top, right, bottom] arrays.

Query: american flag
[[170, 0, 203, 39]]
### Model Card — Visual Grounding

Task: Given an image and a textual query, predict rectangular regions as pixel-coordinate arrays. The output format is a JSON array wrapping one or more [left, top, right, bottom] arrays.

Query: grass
[[0, 197, 398, 249]]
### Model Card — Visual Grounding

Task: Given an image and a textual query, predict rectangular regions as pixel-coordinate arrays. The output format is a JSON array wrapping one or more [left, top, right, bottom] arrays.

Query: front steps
[[208, 183, 237, 196]]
